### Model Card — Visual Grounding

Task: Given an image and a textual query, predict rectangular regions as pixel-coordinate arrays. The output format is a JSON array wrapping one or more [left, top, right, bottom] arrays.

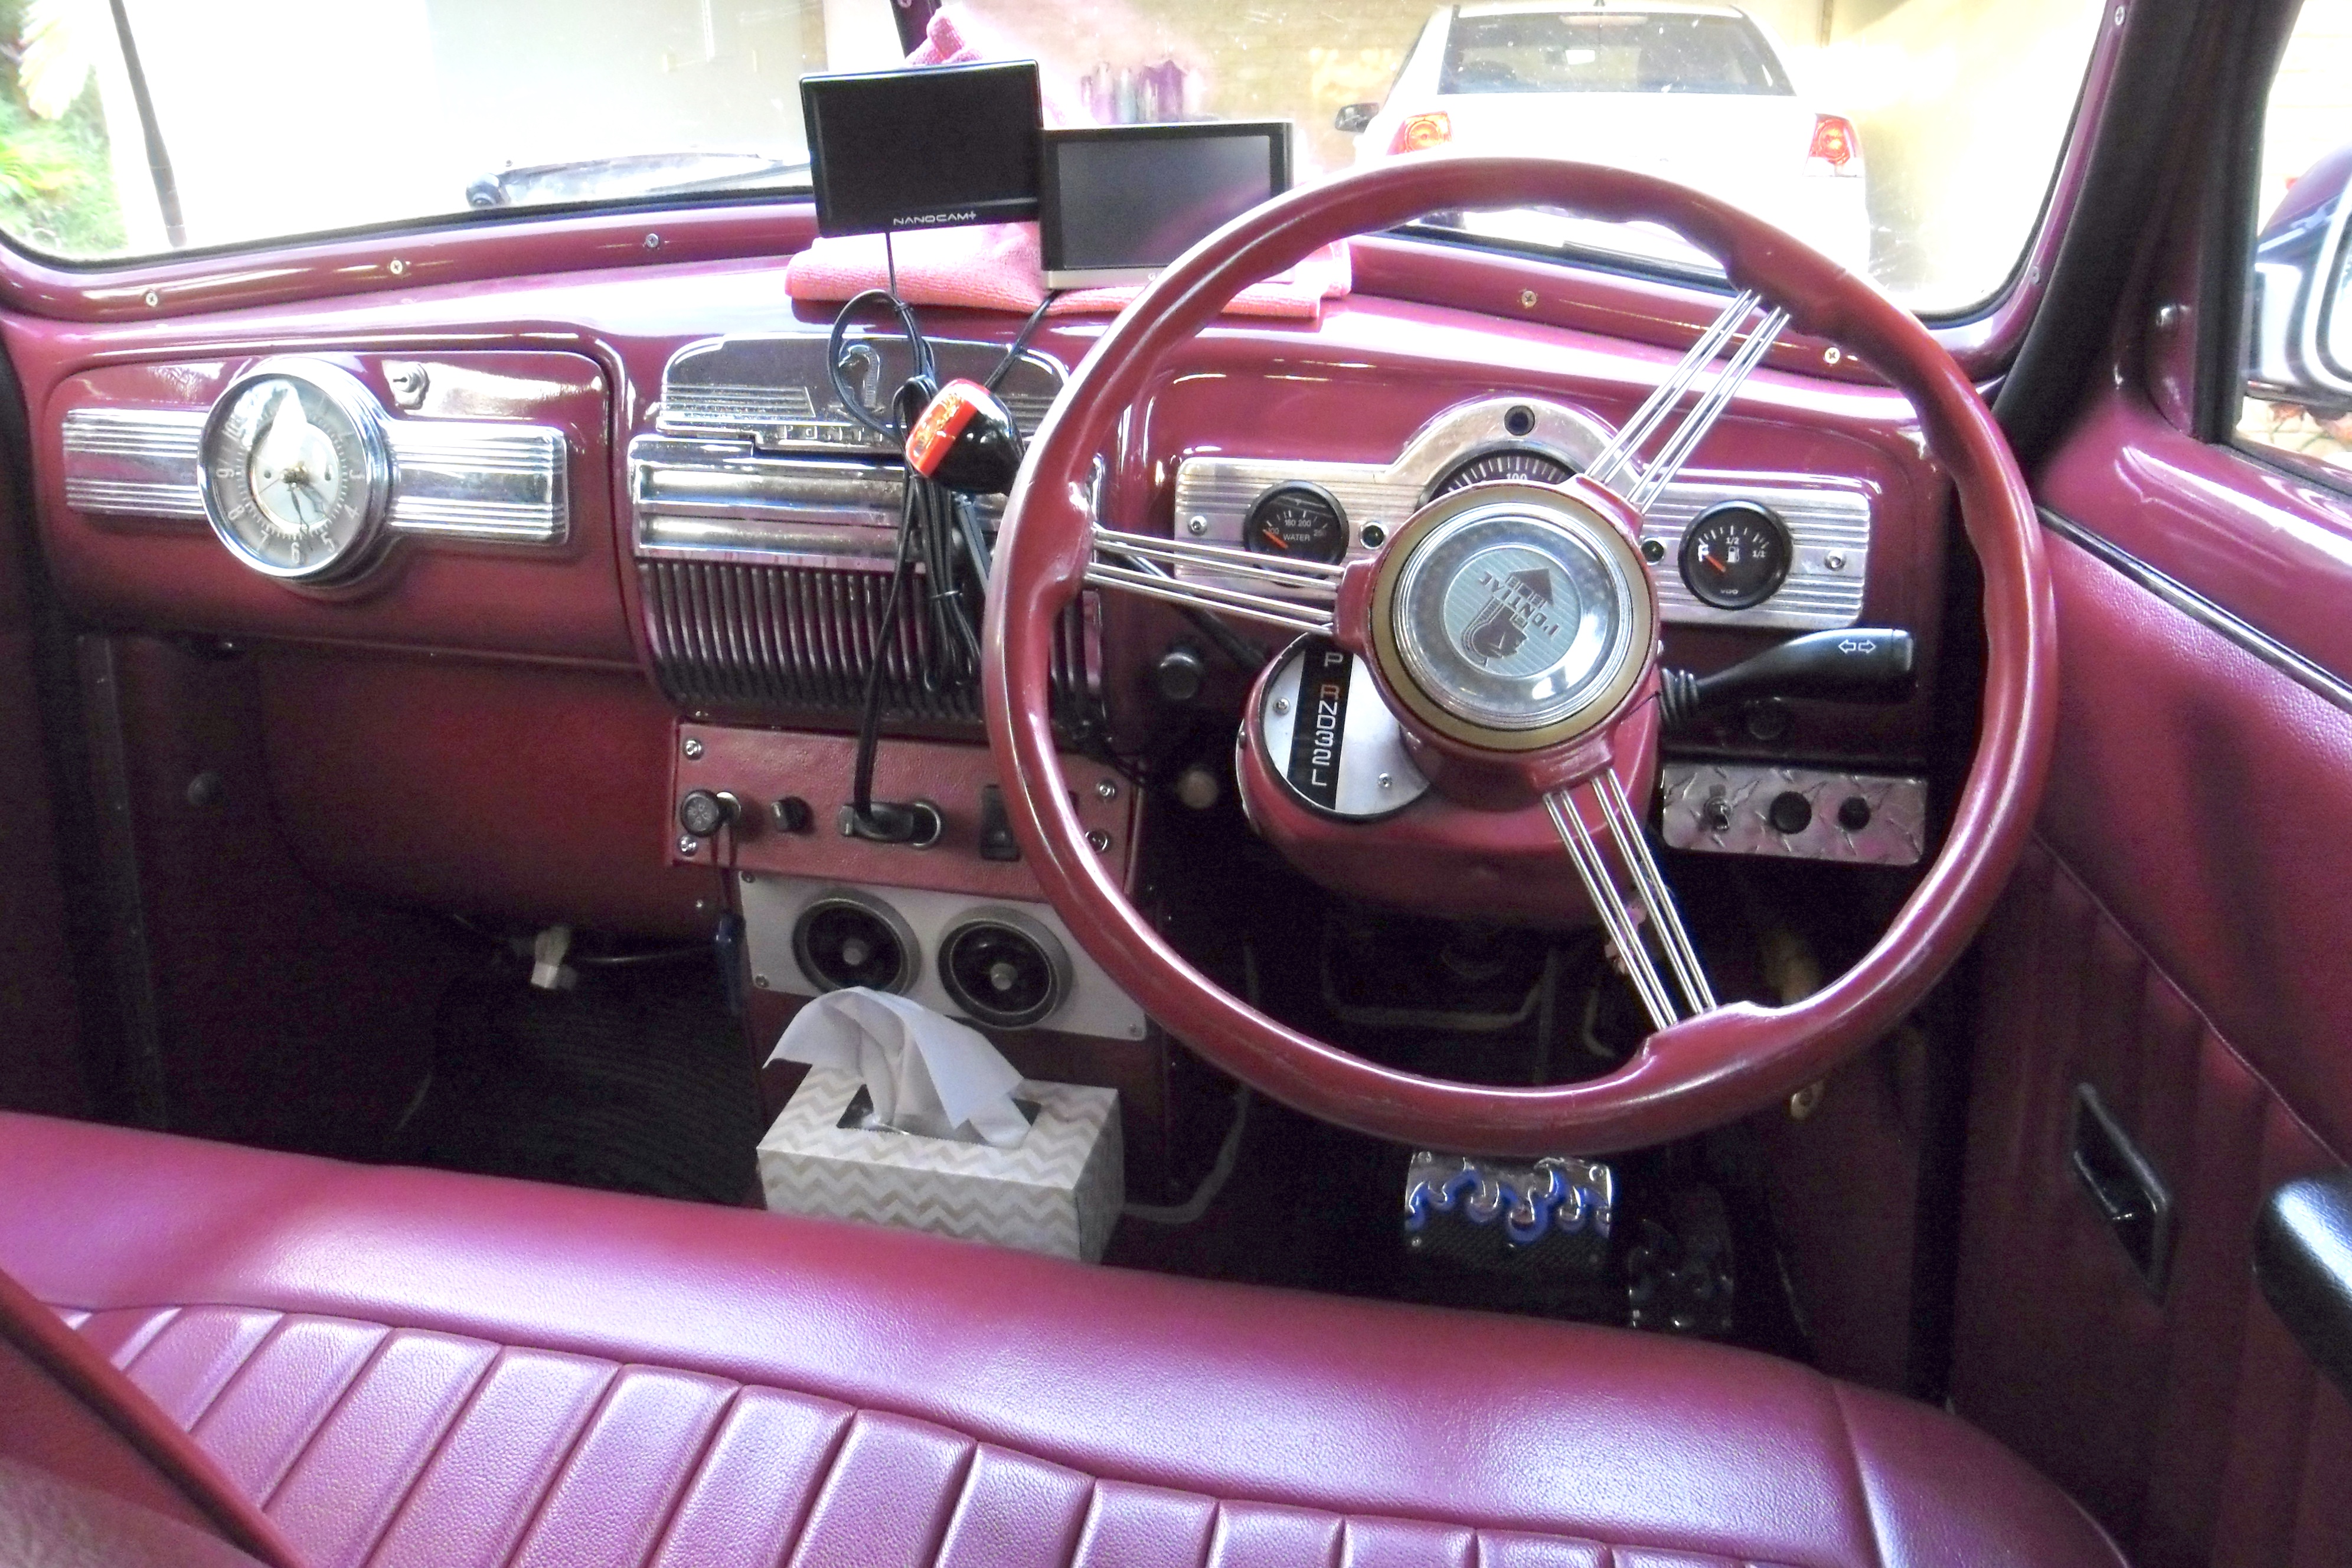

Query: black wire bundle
[[826, 285, 1057, 834]]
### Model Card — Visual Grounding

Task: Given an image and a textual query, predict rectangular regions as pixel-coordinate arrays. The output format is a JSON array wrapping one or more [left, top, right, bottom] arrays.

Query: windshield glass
[[5, 0, 2106, 315]]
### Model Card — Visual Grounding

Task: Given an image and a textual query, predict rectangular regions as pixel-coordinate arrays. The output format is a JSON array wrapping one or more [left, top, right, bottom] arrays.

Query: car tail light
[[1808, 115, 1859, 175], [1391, 112, 1452, 155]]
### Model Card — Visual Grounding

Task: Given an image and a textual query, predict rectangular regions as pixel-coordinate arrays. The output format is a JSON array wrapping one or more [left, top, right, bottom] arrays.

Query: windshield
[[3, 0, 2106, 315], [1439, 13, 1792, 97]]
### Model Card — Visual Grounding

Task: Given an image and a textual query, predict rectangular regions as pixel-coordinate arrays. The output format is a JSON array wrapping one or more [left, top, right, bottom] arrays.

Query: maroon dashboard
[[4, 232, 1949, 948]]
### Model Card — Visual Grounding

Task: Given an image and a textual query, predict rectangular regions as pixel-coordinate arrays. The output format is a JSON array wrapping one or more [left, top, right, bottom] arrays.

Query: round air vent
[[937, 908, 1072, 1030], [791, 889, 919, 994]]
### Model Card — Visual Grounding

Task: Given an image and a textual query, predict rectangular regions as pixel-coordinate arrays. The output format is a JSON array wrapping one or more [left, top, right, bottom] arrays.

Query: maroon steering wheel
[[982, 155, 2054, 1157]]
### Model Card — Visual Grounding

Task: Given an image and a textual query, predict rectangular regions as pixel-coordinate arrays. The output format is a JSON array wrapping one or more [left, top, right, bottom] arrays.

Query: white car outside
[[1349, 2, 1871, 275]]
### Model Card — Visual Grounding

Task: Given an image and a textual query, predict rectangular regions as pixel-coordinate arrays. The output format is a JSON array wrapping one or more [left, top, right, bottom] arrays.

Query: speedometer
[[1432, 447, 1577, 497], [198, 359, 392, 586]]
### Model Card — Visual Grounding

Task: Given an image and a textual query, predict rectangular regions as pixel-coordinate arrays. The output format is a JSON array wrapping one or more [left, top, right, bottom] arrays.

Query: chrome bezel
[[936, 906, 1073, 1030], [1677, 498, 1794, 610], [1241, 479, 1350, 564], [1420, 442, 1580, 505], [790, 886, 922, 995], [1170, 390, 1870, 632], [1255, 635, 1432, 821], [1370, 481, 1655, 753], [198, 357, 393, 586]]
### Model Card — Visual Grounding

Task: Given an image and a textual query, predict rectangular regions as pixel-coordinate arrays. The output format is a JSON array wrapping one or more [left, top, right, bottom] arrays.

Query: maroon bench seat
[[0, 1112, 2122, 1568]]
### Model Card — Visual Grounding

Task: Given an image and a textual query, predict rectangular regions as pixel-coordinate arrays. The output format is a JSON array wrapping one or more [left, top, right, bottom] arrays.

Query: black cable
[[832, 285, 1062, 835], [916, 475, 963, 690], [955, 492, 993, 581], [826, 287, 934, 437], [827, 286, 933, 832], [986, 289, 1060, 391], [850, 465, 925, 826]]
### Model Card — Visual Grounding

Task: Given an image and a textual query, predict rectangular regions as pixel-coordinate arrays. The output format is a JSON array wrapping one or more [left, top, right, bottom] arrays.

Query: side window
[[2239, 1, 2352, 474]]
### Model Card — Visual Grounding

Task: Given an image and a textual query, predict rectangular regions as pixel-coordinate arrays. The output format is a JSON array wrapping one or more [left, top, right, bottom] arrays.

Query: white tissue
[[767, 989, 1030, 1149]]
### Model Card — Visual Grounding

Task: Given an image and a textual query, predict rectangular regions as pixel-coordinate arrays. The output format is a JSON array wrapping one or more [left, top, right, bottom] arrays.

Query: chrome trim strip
[[60, 407, 207, 520], [385, 421, 569, 545], [2039, 508, 2352, 714], [655, 328, 1066, 455], [1175, 404, 1871, 633], [62, 405, 205, 459], [628, 433, 1013, 566], [57, 401, 569, 546], [63, 476, 203, 519]]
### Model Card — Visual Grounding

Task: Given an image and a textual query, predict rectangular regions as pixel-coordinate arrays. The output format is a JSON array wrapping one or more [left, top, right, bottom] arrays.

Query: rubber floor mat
[[392, 954, 762, 1204]]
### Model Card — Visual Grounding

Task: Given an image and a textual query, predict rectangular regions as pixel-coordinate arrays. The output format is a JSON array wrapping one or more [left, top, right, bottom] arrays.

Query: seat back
[[0, 1267, 300, 1568]]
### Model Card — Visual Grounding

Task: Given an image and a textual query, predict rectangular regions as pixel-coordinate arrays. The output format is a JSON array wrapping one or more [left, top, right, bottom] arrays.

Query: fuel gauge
[[1678, 501, 1793, 610]]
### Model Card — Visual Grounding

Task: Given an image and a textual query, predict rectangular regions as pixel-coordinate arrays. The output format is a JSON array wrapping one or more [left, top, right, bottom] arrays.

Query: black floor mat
[[391, 954, 762, 1204]]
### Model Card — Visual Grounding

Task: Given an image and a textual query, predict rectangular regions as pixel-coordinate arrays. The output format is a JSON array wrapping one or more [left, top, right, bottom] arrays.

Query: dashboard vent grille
[[639, 559, 1095, 727], [661, 381, 820, 429]]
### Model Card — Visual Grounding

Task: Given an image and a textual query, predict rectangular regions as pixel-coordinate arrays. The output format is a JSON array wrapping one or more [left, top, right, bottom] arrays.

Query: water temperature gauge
[[1242, 482, 1350, 564], [1677, 500, 1793, 610]]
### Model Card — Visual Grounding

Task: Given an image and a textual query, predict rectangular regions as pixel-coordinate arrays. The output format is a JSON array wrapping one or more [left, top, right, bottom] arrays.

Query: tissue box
[[758, 1064, 1122, 1262]]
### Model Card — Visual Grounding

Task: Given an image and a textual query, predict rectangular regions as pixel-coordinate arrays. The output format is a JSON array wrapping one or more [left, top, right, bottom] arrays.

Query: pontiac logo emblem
[[1458, 566, 1559, 665]]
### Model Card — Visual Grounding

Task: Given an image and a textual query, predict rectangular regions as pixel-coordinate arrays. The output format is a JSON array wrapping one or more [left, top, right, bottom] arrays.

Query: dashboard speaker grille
[[640, 559, 1095, 727]]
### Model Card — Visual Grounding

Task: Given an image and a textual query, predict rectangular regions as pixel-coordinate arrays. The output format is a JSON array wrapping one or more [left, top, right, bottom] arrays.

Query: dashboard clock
[[1678, 499, 1794, 610], [198, 359, 393, 586], [1243, 481, 1349, 564]]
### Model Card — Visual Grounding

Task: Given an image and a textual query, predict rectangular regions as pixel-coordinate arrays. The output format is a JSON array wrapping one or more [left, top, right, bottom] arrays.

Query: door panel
[[2023, 501, 2352, 1150], [1951, 475, 2352, 1565]]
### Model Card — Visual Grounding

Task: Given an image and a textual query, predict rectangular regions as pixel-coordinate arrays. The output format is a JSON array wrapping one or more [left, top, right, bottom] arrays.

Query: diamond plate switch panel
[[1659, 762, 1928, 865]]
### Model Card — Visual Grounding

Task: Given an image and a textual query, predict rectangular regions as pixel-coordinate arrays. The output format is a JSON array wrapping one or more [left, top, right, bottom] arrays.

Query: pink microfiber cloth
[[785, 222, 1351, 320], [785, 6, 1350, 322]]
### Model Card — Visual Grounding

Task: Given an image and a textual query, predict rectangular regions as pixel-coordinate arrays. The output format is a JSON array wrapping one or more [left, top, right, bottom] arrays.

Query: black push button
[[1155, 645, 1207, 704], [1836, 795, 1872, 831], [1766, 790, 1812, 835]]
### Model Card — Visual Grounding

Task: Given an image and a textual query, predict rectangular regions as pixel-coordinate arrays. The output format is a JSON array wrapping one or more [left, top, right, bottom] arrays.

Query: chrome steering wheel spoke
[[1547, 770, 1716, 1035], [1085, 524, 1339, 635], [1587, 290, 1791, 515]]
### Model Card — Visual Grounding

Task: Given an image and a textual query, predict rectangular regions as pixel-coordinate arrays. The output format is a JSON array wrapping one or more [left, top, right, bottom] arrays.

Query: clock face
[[199, 362, 388, 583]]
